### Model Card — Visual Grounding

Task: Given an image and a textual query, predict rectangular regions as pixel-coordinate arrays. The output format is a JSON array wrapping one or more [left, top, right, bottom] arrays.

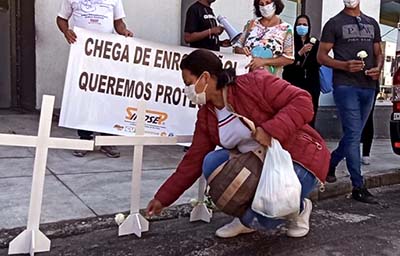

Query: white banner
[[59, 27, 248, 136]]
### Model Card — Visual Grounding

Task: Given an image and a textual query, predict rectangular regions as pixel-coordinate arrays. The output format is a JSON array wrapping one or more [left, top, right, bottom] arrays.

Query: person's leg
[[332, 86, 366, 188], [73, 130, 94, 157], [351, 87, 378, 203], [202, 149, 230, 179], [77, 130, 93, 140], [99, 133, 121, 158], [327, 86, 359, 182], [204, 149, 256, 238], [361, 91, 377, 161], [240, 163, 317, 233], [309, 88, 320, 128]]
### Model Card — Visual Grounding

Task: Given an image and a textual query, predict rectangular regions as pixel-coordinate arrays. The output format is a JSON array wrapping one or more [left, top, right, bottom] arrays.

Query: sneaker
[[72, 150, 88, 157], [361, 156, 370, 165], [325, 166, 337, 183], [352, 187, 378, 204], [100, 146, 120, 158], [215, 218, 255, 238], [287, 199, 312, 238]]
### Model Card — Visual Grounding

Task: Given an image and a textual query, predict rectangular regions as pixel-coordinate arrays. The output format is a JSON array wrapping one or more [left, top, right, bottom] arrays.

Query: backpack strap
[[222, 87, 256, 133]]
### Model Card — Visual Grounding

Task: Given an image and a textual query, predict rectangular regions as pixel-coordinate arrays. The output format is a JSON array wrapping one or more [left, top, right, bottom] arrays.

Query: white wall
[[35, 0, 257, 108]]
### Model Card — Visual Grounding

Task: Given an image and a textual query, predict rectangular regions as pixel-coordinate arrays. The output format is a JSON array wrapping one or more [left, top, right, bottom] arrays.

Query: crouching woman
[[146, 49, 330, 238]]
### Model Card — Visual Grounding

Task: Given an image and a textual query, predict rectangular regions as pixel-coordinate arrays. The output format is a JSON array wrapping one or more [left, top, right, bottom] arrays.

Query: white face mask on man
[[184, 73, 208, 105], [259, 2, 276, 19], [343, 0, 360, 8]]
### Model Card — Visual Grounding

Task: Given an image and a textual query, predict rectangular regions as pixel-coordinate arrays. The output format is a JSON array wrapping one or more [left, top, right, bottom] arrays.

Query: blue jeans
[[202, 149, 318, 231], [331, 85, 375, 188]]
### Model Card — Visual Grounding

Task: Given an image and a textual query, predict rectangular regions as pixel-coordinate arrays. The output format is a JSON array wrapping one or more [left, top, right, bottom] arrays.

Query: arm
[[365, 23, 384, 80], [184, 26, 223, 43], [247, 25, 295, 70], [317, 42, 364, 73], [147, 107, 216, 215], [114, 19, 133, 37], [247, 56, 294, 71], [56, 16, 76, 44], [254, 71, 314, 143], [233, 20, 252, 55]]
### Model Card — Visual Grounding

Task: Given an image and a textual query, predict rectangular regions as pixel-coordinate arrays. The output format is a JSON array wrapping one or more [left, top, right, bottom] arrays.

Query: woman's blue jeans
[[202, 149, 318, 231]]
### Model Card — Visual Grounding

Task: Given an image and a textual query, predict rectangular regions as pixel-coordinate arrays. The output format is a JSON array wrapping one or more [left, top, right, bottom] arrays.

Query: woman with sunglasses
[[233, 0, 294, 77], [146, 49, 330, 238], [282, 15, 321, 128]]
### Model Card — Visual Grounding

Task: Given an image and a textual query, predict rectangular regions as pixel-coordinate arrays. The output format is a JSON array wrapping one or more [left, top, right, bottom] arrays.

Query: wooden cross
[[95, 101, 211, 238], [1, 95, 94, 256]]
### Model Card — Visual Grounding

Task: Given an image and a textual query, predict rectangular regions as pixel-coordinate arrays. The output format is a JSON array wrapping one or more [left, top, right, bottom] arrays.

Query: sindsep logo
[[125, 107, 168, 125]]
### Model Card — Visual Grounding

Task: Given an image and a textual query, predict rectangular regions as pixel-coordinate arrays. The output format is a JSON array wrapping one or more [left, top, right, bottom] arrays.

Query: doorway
[[0, 0, 36, 110]]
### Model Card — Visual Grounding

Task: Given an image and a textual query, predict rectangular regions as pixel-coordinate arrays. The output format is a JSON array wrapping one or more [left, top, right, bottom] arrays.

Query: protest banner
[[59, 27, 248, 136]]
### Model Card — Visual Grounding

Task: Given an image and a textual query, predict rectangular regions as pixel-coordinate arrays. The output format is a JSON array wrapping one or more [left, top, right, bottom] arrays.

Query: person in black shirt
[[184, 0, 230, 51], [283, 15, 320, 128], [317, 0, 383, 204]]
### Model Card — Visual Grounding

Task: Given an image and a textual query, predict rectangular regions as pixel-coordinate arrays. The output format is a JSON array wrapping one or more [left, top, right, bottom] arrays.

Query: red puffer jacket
[[155, 70, 330, 207]]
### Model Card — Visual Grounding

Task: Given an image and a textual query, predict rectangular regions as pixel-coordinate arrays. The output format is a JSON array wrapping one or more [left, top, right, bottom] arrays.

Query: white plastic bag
[[251, 138, 301, 218]]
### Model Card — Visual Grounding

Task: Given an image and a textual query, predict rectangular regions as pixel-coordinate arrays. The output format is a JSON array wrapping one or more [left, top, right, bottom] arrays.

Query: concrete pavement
[[1, 113, 400, 231], [2, 185, 400, 255]]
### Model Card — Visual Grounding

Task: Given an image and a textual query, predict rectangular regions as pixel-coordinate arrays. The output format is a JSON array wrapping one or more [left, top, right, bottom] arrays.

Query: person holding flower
[[317, 0, 383, 204], [233, 0, 294, 77], [282, 15, 320, 128]]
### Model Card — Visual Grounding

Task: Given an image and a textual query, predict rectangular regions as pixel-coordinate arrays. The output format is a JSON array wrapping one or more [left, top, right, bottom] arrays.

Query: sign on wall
[[59, 28, 248, 136]]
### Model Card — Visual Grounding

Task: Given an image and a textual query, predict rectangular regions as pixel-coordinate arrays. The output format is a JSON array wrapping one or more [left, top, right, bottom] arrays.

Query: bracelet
[[208, 28, 211, 38]]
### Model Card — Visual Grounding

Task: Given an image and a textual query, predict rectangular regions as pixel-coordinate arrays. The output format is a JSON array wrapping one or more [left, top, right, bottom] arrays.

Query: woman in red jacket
[[146, 49, 330, 238]]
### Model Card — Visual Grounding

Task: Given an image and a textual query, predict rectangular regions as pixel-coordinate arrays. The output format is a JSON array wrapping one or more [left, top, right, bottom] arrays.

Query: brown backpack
[[207, 147, 265, 217]]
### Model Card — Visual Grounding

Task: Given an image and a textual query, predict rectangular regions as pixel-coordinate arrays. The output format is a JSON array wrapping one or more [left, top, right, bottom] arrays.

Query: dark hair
[[294, 15, 311, 49], [180, 49, 236, 89], [253, 0, 285, 17]]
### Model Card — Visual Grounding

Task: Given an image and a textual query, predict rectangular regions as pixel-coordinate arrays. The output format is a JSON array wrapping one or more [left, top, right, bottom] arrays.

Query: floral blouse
[[234, 18, 294, 77]]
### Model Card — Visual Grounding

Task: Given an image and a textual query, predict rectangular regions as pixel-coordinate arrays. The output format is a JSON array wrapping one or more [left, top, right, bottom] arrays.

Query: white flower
[[114, 213, 125, 225], [190, 198, 199, 207], [310, 37, 317, 44], [357, 50, 368, 59]]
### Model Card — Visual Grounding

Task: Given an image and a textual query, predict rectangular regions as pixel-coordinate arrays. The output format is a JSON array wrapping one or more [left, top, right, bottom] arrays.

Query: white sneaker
[[215, 218, 255, 238], [287, 199, 312, 238], [362, 156, 370, 165]]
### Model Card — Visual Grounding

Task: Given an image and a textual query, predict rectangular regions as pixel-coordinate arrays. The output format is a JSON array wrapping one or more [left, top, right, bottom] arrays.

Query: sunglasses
[[355, 16, 364, 31]]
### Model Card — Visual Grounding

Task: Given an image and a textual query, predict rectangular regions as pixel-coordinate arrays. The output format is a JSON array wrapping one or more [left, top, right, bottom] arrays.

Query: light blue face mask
[[296, 25, 309, 36]]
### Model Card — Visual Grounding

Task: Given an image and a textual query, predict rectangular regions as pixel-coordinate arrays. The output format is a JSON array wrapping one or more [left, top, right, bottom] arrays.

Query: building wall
[[34, 0, 256, 108], [0, 8, 11, 108]]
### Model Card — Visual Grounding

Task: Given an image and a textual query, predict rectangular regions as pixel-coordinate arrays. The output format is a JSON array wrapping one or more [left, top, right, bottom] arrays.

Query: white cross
[[94, 101, 211, 238], [1, 95, 94, 256]]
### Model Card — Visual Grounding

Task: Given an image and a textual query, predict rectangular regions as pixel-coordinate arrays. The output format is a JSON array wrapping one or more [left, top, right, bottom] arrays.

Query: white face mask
[[184, 74, 208, 105], [259, 2, 276, 19], [343, 0, 360, 8]]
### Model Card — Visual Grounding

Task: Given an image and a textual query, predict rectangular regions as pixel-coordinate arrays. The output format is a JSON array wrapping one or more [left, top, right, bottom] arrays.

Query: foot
[[361, 156, 370, 165], [352, 187, 378, 204], [215, 218, 255, 238], [72, 150, 88, 157], [287, 199, 312, 238], [100, 146, 120, 158], [326, 166, 337, 183]]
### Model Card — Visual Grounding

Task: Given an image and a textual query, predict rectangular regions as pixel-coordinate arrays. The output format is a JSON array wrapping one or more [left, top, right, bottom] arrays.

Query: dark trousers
[[78, 130, 93, 140], [309, 89, 320, 128], [361, 91, 378, 156]]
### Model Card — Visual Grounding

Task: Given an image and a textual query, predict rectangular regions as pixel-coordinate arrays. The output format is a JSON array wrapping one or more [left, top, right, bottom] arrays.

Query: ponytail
[[217, 68, 236, 89]]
